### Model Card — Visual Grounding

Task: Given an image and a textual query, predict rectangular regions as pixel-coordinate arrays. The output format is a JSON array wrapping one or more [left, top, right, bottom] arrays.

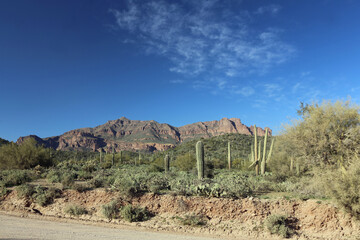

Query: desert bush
[[212, 171, 253, 198], [176, 214, 206, 226], [15, 184, 35, 199], [120, 204, 150, 222], [87, 176, 104, 189], [46, 170, 61, 183], [77, 170, 92, 180], [280, 100, 360, 167], [112, 176, 141, 198], [15, 184, 60, 206], [0, 181, 8, 197], [324, 160, 360, 219], [168, 172, 196, 196], [32, 186, 61, 206], [61, 172, 75, 188], [102, 200, 119, 220], [64, 205, 88, 216], [0, 138, 52, 169], [265, 214, 294, 238], [173, 153, 196, 171], [0, 169, 34, 187]]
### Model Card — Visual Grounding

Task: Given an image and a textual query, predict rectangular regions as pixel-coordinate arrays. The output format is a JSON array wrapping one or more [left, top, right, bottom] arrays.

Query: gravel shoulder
[[0, 214, 228, 240]]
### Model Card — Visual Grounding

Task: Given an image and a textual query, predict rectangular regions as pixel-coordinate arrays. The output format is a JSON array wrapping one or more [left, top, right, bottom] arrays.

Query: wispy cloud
[[110, 0, 295, 95], [264, 83, 283, 97], [255, 4, 282, 15], [232, 86, 255, 97], [169, 79, 184, 84]]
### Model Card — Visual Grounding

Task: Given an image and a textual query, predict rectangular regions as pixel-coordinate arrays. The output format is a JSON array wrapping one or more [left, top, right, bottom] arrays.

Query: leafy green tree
[[0, 137, 9, 147], [0, 138, 52, 169], [280, 100, 360, 167]]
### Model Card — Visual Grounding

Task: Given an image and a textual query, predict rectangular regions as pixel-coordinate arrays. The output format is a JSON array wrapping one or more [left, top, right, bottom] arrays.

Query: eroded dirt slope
[[1, 189, 359, 240]]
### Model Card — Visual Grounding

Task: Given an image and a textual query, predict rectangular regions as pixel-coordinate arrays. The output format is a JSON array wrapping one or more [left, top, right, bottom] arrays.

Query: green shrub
[[0, 138, 52, 169], [173, 153, 196, 171], [46, 170, 61, 183], [15, 184, 61, 206], [1, 170, 34, 187], [87, 176, 104, 189], [176, 214, 206, 226], [61, 173, 75, 188], [265, 214, 294, 238], [77, 170, 92, 180], [324, 161, 360, 219], [0, 181, 8, 197], [120, 204, 150, 222], [15, 184, 35, 199], [64, 205, 88, 216], [71, 183, 88, 192], [102, 201, 119, 220]]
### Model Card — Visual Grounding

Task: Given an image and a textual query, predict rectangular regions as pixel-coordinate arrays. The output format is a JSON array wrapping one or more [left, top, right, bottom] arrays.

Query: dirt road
[[0, 214, 226, 240]]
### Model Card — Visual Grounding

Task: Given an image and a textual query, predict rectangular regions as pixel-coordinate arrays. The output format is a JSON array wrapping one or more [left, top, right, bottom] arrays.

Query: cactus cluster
[[249, 126, 274, 175]]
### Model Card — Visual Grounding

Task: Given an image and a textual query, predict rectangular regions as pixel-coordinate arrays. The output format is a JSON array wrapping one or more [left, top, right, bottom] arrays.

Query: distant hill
[[0, 138, 9, 147], [16, 117, 271, 152]]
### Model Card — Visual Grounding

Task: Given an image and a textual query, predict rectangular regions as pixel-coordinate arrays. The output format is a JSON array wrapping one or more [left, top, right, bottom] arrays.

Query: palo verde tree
[[280, 100, 360, 169]]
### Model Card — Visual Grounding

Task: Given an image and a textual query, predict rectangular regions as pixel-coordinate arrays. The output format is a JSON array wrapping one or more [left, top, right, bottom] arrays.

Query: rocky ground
[[1, 188, 359, 240]]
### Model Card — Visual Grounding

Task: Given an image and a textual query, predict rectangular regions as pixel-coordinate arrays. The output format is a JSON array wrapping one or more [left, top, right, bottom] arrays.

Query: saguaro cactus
[[228, 141, 231, 170], [267, 138, 275, 162], [99, 149, 103, 163], [112, 148, 115, 166], [261, 128, 269, 175], [254, 125, 259, 176], [196, 141, 205, 179], [164, 154, 170, 173], [119, 150, 123, 164]]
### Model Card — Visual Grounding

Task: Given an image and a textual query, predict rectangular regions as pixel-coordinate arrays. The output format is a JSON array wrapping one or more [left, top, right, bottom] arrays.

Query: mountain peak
[[16, 117, 271, 152]]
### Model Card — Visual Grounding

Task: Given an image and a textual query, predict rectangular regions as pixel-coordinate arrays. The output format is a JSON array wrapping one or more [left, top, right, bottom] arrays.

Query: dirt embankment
[[1, 189, 359, 240]]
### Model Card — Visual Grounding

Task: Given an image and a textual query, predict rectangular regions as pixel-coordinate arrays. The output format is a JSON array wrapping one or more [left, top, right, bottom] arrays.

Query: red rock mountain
[[17, 117, 271, 152]]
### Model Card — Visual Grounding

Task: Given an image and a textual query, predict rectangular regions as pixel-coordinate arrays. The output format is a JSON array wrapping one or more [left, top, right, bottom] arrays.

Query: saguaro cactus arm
[[261, 128, 268, 175]]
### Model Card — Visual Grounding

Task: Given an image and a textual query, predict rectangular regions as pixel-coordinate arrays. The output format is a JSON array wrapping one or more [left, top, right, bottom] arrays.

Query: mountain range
[[16, 117, 271, 152]]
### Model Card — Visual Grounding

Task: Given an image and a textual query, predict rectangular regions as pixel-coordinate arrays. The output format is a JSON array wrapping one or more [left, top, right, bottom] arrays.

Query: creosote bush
[[265, 214, 294, 238], [324, 160, 360, 219], [15, 184, 61, 206], [0, 181, 8, 197], [102, 200, 119, 220], [64, 205, 88, 216], [176, 214, 206, 226], [120, 204, 150, 222]]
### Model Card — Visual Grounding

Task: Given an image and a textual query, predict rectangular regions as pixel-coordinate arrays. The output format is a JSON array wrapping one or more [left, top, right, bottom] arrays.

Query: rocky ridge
[[17, 117, 271, 152]]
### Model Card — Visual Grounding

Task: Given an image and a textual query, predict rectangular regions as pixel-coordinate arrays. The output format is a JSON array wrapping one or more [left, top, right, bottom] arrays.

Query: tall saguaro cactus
[[112, 148, 115, 166], [267, 138, 275, 162], [228, 141, 231, 170], [261, 128, 269, 175], [164, 154, 170, 173], [119, 150, 123, 164], [196, 141, 205, 179], [254, 125, 259, 176]]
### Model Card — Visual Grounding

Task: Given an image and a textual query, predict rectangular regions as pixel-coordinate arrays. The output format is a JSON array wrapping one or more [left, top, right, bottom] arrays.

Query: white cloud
[[110, 0, 295, 94], [169, 79, 184, 84], [233, 86, 255, 97], [255, 5, 282, 15], [264, 83, 283, 97], [110, 0, 295, 99], [292, 82, 302, 93]]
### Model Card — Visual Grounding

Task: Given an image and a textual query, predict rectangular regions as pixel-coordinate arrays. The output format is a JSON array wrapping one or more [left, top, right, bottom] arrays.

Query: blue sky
[[1, 0, 360, 141]]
